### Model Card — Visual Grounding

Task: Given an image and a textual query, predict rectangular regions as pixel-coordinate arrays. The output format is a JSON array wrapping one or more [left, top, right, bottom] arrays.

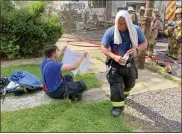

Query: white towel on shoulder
[[114, 10, 138, 48]]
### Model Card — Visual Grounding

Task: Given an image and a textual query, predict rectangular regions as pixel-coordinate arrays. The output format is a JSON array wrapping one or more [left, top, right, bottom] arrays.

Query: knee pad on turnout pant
[[110, 83, 125, 102]]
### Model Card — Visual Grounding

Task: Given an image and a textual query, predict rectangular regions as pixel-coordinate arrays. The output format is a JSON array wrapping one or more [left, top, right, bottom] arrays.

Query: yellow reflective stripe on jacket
[[176, 32, 181, 40], [164, 29, 168, 36], [111, 101, 124, 107], [177, 32, 181, 37], [124, 91, 130, 95]]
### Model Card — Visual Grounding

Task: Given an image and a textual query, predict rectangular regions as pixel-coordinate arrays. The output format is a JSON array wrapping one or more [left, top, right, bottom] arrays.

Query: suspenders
[[41, 60, 63, 92], [41, 60, 54, 92]]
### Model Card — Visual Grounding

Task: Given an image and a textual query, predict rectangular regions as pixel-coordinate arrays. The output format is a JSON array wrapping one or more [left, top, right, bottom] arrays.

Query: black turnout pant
[[106, 57, 138, 108]]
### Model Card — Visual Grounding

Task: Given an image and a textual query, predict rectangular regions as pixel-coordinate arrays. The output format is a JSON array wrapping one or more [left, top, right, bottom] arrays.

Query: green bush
[[0, 1, 63, 59], [0, 0, 14, 11]]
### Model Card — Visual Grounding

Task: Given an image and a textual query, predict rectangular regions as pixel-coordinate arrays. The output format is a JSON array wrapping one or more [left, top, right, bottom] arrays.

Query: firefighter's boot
[[111, 106, 124, 117]]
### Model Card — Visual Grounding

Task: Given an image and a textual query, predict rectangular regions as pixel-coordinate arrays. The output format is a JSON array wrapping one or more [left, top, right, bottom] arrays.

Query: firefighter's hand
[[127, 48, 137, 56], [83, 51, 88, 58], [168, 27, 174, 32], [113, 55, 126, 64], [176, 33, 181, 40], [62, 45, 67, 52]]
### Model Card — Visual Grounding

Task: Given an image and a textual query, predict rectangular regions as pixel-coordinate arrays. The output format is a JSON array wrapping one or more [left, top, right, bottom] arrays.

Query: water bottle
[[120, 53, 129, 65]]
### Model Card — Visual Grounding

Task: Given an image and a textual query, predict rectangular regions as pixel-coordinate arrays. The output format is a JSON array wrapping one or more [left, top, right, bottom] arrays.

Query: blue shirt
[[101, 25, 146, 56], [41, 59, 63, 92]]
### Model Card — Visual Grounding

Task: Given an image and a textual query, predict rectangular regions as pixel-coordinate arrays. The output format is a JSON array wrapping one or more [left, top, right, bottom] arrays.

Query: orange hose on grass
[[151, 57, 182, 64]]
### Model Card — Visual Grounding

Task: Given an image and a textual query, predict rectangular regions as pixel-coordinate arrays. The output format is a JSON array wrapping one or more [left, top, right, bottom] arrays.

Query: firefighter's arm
[[61, 52, 88, 71], [175, 21, 182, 40], [126, 40, 147, 57], [152, 20, 161, 30], [130, 14, 135, 22], [101, 45, 115, 59], [101, 45, 126, 64], [57, 45, 67, 58], [164, 29, 169, 36], [101, 29, 116, 59], [165, 26, 174, 36], [176, 31, 181, 40], [138, 40, 148, 51], [126, 25, 147, 56]]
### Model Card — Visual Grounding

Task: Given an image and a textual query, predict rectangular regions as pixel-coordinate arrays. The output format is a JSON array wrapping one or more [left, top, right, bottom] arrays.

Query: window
[[77, 3, 83, 9], [98, 1, 102, 7], [93, 1, 98, 8], [60, 5, 63, 10], [88, 0, 106, 8], [103, 1, 106, 8]]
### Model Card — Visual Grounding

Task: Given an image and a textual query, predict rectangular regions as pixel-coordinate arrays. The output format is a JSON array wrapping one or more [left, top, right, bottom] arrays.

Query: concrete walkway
[[1, 34, 181, 132], [97, 69, 179, 97]]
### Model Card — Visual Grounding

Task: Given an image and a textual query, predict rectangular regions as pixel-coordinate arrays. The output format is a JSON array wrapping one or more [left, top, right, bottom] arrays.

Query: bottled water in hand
[[120, 53, 129, 65]]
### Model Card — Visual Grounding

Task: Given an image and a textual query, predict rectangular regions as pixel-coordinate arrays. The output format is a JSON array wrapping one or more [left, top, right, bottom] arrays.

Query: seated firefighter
[[41, 45, 88, 101]]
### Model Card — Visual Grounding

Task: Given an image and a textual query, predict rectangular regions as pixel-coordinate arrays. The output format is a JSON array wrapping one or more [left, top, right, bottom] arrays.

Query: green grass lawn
[[1, 64, 101, 89], [1, 100, 134, 132], [1, 64, 135, 132]]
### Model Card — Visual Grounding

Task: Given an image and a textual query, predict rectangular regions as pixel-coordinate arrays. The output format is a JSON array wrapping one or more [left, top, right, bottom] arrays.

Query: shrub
[[0, 1, 63, 59]]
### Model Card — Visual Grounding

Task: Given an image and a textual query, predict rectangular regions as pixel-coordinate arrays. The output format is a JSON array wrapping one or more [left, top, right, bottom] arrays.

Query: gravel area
[[125, 88, 181, 132]]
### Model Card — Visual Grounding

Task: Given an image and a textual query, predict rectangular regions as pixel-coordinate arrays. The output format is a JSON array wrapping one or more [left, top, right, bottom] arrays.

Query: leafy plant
[[0, 1, 63, 59]]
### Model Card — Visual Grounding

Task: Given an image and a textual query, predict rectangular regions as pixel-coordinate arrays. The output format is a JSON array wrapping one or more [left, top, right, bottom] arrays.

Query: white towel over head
[[114, 10, 138, 48]]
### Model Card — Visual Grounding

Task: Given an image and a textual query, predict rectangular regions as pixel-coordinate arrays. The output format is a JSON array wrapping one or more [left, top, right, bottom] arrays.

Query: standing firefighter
[[153, 8, 160, 17], [138, 6, 145, 27], [101, 10, 147, 117], [165, 8, 182, 60], [128, 7, 138, 25], [84, 10, 89, 24], [148, 13, 162, 57]]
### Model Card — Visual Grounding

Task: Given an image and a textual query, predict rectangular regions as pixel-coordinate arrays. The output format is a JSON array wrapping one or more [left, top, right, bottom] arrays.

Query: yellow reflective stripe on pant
[[112, 101, 124, 107], [124, 91, 129, 96]]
